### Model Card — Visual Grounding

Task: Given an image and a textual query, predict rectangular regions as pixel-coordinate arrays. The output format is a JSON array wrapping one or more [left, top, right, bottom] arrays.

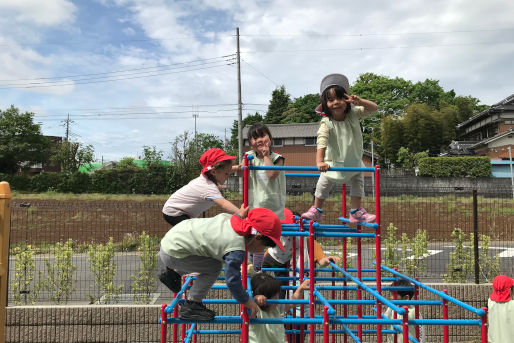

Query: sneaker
[[349, 208, 376, 223], [179, 300, 215, 321], [301, 206, 323, 222], [158, 268, 181, 293]]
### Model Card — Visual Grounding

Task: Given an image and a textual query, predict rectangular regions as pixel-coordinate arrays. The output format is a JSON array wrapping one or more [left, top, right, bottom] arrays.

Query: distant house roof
[[78, 162, 103, 173], [457, 93, 514, 129], [469, 128, 514, 149], [242, 122, 318, 140]]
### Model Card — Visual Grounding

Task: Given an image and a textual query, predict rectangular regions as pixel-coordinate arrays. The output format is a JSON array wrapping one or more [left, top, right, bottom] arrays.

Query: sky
[[0, 0, 513, 162]]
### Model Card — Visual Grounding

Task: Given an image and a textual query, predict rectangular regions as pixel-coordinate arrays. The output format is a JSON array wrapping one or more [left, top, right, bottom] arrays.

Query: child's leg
[[301, 174, 332, 221], [349, 173, 375, 223], [157, 248, 182, 292]]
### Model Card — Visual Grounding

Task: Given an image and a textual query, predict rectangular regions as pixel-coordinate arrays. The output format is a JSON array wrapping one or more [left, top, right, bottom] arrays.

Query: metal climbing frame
[[160, 160, 488, 343]]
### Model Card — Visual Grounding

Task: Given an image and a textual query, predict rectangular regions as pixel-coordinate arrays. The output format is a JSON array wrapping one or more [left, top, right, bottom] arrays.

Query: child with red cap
[[162, 148, 247, 227], [158, 208, 285, 321], [488, 274, 514, 342]]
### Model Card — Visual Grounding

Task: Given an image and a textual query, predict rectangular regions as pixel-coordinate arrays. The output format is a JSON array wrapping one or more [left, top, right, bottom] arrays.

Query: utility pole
[[62, 114, 73, 142], [192, 105, 198, 151], [236, 27, 243, 162]]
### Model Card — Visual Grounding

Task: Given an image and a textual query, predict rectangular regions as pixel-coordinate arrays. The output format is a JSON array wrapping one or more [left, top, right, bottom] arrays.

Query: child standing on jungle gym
[[162, 148, 247, 226], [301, 73, 378, 223], [236, 123, 286, 271], [158, 208, 285, 321]]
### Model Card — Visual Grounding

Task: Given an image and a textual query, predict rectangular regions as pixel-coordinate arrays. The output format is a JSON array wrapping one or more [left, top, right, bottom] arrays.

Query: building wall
[[499, 121, 514, 134]]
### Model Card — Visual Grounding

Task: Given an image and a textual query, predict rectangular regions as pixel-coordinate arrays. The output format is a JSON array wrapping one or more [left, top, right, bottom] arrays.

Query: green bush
[[418, 156, 491, 177], [1, 173, 31, 191], [30, 172, 63, 192], [57, 172, 91, 193]]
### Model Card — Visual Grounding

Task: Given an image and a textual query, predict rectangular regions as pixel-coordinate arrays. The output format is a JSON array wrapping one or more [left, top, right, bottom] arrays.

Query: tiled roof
[[242, 122, 318, 139]]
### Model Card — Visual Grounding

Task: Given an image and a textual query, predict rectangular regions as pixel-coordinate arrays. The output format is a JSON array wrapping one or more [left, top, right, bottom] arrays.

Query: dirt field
[[9, 195, 513, 246]]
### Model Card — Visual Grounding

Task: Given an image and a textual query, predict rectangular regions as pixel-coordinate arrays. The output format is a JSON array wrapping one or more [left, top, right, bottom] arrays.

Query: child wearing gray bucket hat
[[301, 73, 379, 224]]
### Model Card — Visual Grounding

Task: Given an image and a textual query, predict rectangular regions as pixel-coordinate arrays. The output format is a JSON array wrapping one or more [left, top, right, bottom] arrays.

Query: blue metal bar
[[313, 290, 336, 315], [282, 231, 376, 238], [285, 173, 321, 177], [330, 262, 406, 315], [380, 264, 486, 317], [184, 323, 196, 343], [339, 217, 379, 229], [244, 165, 376, 172], [165, 275, 194, 314]]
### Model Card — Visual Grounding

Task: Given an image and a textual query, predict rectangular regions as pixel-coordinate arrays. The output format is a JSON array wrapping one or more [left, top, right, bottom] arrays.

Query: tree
[[402, 104, 441, 155], [377, 115, 404, 166], [280, 93, 320, 123], [0, 106, 52, 173], [264, 85, 291, 124], [229, 112, 264, 152], [116, 157, 138, 169], [168, 131, 224, 191], [52, 141, 94, 174], [141, 145, 163, 168]]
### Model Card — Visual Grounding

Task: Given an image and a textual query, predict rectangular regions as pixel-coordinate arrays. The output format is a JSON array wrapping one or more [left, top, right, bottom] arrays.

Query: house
[[26, 135, 63, 173], [455, 94, 514, 160], [242, 122, 377, 175]]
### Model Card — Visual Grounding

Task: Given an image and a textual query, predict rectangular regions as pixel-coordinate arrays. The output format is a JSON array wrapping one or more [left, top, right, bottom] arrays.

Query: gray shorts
[[314, 172, 365, 199]]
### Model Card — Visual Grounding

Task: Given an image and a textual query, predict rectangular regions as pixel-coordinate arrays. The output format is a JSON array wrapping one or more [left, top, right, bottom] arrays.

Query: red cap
[[280, 208, 296, 225], [490, 275, 514, 302], [230, 208, 285, 251], [199, 148, 236, 174]]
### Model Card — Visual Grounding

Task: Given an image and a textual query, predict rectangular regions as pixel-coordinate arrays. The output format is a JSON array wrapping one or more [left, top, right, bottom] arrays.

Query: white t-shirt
[[384, 306, 425, 343], [488, 298, 514, 343], [162, 174, 223, 218]]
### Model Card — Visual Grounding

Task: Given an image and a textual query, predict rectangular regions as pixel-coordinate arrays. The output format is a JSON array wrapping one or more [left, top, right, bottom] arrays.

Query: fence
[[6, 176, 514, 306]]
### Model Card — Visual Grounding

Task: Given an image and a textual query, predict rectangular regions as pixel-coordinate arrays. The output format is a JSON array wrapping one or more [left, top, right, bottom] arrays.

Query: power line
[[241, 40, 513, 54], [0, 55, 236, 82], [0, 60, 236, 89]]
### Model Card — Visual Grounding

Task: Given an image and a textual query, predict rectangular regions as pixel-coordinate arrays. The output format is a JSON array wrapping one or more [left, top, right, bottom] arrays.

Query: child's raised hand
[[257, 136, 271, 157], [253, 295, 267, 307], [244, 299, 260, 318], [344, 94, 362, 105], [317, 161, 330, 172], [238, 204, 249, 218], [318, 255, 341, 267]]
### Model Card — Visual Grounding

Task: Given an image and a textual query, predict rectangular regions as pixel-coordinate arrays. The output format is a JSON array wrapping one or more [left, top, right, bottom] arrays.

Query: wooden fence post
[[0, 182, 12, 343]]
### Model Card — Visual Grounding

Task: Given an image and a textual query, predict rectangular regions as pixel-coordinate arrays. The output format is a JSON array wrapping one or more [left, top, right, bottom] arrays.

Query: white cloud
[[0, 0, 76, 27]]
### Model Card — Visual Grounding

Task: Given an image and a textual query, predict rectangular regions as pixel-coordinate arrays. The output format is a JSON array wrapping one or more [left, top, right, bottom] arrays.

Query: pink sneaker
[[349, 208, 376, 223], [301, 206, 323, 222]]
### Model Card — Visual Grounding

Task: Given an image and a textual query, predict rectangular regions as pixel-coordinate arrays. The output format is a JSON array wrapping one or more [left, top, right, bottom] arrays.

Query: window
[[305, 137, 317, 146], [273, 138, 283, 147]]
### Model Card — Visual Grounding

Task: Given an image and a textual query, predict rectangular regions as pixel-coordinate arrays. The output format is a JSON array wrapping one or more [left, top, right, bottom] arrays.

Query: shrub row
[[418, 156, 491, 177], [0, 164, 190, 194]]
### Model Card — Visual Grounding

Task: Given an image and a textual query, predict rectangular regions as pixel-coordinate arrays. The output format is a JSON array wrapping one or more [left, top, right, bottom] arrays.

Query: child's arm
[[223, 250, 259, 318], [232, 163, 244, 177], [253, 295, 267, 308], [285, 279, 310, 312], [213, 198, 249, 218], [345, 94, 378, 113], [316, 148, 329, 172]]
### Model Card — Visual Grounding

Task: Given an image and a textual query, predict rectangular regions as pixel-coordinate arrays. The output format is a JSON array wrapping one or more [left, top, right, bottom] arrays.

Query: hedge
[[1, 165, 187, 194], [418, 156, 491, 177]]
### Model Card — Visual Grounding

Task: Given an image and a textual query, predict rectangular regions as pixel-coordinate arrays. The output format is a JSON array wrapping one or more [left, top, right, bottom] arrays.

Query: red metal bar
[[182, 276, 189, 342], [342, 184, 347, 217], [374, 165, 382, 343], [393, 279, 398, 343], [299, 221, 305, 343], [309, 220, 315, 343], [161, 304, 167, 343], [415, 277, 420, 341], [443, 289, 449, 343], [402, 306, 409, 343], [241, 154, 249, 343], [323, 306, 329, 343], [357, 223, 362, 340], [243, 154, 249, 207], [481, 306, 488, 343]]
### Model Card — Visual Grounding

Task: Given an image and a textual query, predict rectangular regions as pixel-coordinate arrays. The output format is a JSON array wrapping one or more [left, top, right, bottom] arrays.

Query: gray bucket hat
[[320, 73, 349, 95]]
